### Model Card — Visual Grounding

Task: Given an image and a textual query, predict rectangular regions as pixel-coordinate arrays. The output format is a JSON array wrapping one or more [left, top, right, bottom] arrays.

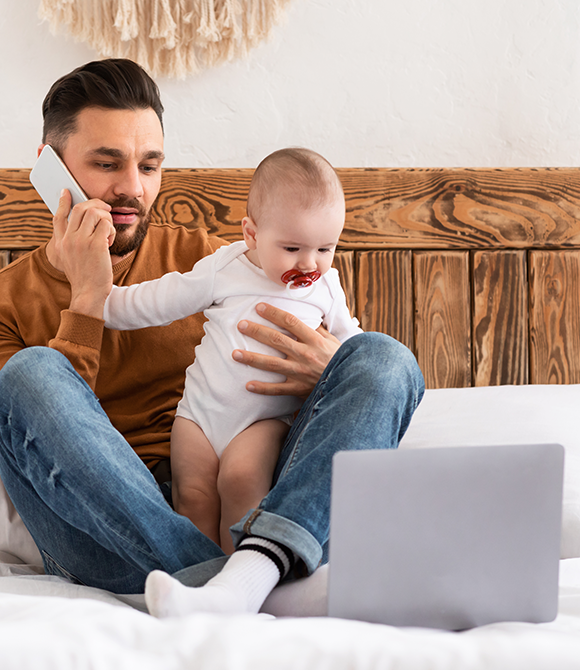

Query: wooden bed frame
[[2, 167, 580, 389]]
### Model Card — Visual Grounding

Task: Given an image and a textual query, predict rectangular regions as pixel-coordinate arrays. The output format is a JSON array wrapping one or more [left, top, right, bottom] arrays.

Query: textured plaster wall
[[1, 0, 580, 168]]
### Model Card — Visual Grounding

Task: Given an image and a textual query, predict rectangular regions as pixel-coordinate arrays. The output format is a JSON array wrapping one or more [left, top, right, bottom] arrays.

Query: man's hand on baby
[[233, 302, 341, 398]]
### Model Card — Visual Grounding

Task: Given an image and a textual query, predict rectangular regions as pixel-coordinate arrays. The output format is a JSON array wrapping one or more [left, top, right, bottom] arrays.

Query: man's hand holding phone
[[31, 146, 117, 319], [52, 189, 116, 319]]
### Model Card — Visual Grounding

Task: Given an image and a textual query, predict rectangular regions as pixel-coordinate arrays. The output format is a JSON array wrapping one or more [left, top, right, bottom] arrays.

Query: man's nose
[[113, 165, 144, 199]]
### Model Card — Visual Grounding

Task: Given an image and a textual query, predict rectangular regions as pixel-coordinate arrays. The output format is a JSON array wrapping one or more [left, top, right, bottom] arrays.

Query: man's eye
[[97, 163, 115, 170], [141, 165, 158, 174]]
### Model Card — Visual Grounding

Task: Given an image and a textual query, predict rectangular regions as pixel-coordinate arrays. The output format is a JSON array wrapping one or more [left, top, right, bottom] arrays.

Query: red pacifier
[[281, 269, 321, 299]]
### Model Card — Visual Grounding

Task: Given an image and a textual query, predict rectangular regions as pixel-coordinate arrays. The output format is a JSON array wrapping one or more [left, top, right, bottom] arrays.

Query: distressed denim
[[0, 333, 424, 593]]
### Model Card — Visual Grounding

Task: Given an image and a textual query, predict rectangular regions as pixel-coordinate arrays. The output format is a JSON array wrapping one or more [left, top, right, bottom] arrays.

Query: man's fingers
[[69, 200, 112, 233], [63, 203, 114, 254], [55, 191, 111, 232], [93, 217, 117, 250], [106, 224, 116, 247], [245, 378, 308, 397], [238, 318, 297, 356], [232, 347, 314, 397], [315, 323, 341, 343], [254, 302, 319, 343], [233, 347, 289, 373], [53, 188, 72, 239]]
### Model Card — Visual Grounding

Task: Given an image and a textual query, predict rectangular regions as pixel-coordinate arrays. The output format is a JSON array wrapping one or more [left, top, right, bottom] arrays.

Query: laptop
[[327, 443, 564, 630]]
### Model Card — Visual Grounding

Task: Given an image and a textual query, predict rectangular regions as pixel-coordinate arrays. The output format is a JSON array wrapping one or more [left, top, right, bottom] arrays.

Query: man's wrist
[[69, 292, 107, 319]]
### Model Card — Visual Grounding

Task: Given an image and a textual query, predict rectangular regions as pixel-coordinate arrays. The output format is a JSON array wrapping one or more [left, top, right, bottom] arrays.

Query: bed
[[1, 167, 580, 668]]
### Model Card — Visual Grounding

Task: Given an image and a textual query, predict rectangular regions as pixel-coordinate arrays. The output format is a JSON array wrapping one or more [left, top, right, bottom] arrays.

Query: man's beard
[[107, 198, 151, 257]]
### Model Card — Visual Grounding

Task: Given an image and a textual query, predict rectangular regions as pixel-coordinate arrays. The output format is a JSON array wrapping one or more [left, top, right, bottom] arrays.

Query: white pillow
[[0, 482, 43, 568], [400, 384, 580, 558]]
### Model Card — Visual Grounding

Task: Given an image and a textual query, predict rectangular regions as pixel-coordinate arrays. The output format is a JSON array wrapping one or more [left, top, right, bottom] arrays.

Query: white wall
[[2, 0, 580, 168]]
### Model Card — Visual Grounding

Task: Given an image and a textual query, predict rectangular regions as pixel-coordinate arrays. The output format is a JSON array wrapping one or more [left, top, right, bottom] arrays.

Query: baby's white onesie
[[104, 241, 362, 456]]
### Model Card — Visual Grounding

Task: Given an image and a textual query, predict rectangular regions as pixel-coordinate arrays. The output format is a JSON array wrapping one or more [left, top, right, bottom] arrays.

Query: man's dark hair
[[42, 58, 164, 151]]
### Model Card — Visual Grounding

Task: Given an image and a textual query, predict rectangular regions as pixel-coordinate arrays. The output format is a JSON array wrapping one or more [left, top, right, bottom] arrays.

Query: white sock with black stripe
[[145, 537, 295, 618]]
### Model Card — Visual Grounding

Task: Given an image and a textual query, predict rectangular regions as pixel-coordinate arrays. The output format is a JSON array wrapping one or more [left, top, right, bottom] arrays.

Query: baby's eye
[[284, 247, 299, 253], [318, 248, 332, 253]]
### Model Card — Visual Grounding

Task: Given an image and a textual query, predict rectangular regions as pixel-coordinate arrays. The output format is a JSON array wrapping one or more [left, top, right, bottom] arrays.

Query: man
[[0, 59, 424, 616]]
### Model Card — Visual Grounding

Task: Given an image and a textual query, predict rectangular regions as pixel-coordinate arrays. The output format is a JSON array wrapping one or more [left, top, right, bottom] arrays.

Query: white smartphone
[[30, 145, 88, 216]]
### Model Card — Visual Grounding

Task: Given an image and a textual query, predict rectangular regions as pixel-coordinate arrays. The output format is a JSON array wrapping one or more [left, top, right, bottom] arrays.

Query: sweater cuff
[[56, 310, 105, 350]]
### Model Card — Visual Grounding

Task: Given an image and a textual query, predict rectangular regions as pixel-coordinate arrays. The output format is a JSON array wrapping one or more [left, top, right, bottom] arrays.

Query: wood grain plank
[[414, 251, 471, 388], [338, 168, 580, 249], [529, 251, 580, 383], [472, 251, 528, 385], [0, 169, 53, 249], [152, 168, 251, 241], [356, 250, 413, 349], [5, 167, 580, 250], [332, 251, 356, 317], [9, 249, 34, 263], [0, 250, 11, 269]]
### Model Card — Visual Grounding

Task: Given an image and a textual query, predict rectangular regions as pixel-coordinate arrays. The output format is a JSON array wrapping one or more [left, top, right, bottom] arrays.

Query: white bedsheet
[[0, 560, 579, 669]]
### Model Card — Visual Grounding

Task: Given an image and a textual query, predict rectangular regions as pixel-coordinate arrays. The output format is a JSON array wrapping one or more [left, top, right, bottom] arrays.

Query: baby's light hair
[[247, 147, 344, 223]]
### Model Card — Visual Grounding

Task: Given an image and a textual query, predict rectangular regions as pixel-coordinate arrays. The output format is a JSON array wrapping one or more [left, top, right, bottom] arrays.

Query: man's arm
[[0, 191, 115, 379], [232, 302, 341, 398], [45, 190, 116, 388]]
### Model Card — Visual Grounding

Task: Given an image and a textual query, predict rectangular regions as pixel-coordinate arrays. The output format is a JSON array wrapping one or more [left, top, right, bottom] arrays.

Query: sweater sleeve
[[48, 310, 105, 389], [0, 251, 105, 390]]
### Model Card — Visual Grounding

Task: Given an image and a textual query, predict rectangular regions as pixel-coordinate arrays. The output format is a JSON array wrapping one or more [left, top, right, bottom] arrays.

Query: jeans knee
[[340, 332, 424, 395], [1, 347, 65, 387], [0, 348, 81, 412]]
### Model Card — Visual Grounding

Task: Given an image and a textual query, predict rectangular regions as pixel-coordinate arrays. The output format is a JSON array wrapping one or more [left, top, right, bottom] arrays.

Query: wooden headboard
[[2, 167, 580, 389]]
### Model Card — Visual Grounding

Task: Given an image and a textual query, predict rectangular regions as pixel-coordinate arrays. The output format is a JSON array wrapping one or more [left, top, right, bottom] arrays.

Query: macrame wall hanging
[[39, 0, 293, 78]]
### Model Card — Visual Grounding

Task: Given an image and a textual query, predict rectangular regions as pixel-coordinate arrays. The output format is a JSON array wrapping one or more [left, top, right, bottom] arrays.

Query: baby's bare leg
[[217, 419, 289, 554], [171, 416, 220, 546]]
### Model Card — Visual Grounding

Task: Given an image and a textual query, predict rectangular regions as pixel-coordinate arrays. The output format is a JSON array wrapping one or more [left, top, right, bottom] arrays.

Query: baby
[[103, 147, 362, 553]]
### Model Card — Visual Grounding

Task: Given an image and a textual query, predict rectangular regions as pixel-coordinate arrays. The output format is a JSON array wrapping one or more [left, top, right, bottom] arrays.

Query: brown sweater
[[0, 222, 225, 469]]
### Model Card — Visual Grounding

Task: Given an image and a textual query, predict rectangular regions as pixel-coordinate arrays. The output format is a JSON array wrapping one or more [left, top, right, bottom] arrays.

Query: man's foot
[[145, 569, 249, 617]]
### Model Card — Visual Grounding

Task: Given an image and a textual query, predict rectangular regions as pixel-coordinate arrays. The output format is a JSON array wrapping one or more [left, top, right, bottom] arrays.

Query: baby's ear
[[242, 217, 258, 249]]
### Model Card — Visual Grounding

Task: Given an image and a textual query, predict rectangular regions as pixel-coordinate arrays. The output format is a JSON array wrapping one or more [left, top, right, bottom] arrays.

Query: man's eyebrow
[[87, 147, 165, 161], [88, 147, 125, 160], [143, 150, 166, 161]]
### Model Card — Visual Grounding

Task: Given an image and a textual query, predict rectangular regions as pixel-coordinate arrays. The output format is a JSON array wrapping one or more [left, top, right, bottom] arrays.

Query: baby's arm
[[103, 254, 216, 330]]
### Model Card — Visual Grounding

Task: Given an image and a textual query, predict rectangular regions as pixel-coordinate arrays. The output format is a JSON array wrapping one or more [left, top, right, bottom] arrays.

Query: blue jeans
[[0, 333, 424, 593]]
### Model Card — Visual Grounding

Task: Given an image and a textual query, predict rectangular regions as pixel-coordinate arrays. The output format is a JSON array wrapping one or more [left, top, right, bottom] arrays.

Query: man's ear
[[37, 143, 47, 158], [242, 216, 258, 249]]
